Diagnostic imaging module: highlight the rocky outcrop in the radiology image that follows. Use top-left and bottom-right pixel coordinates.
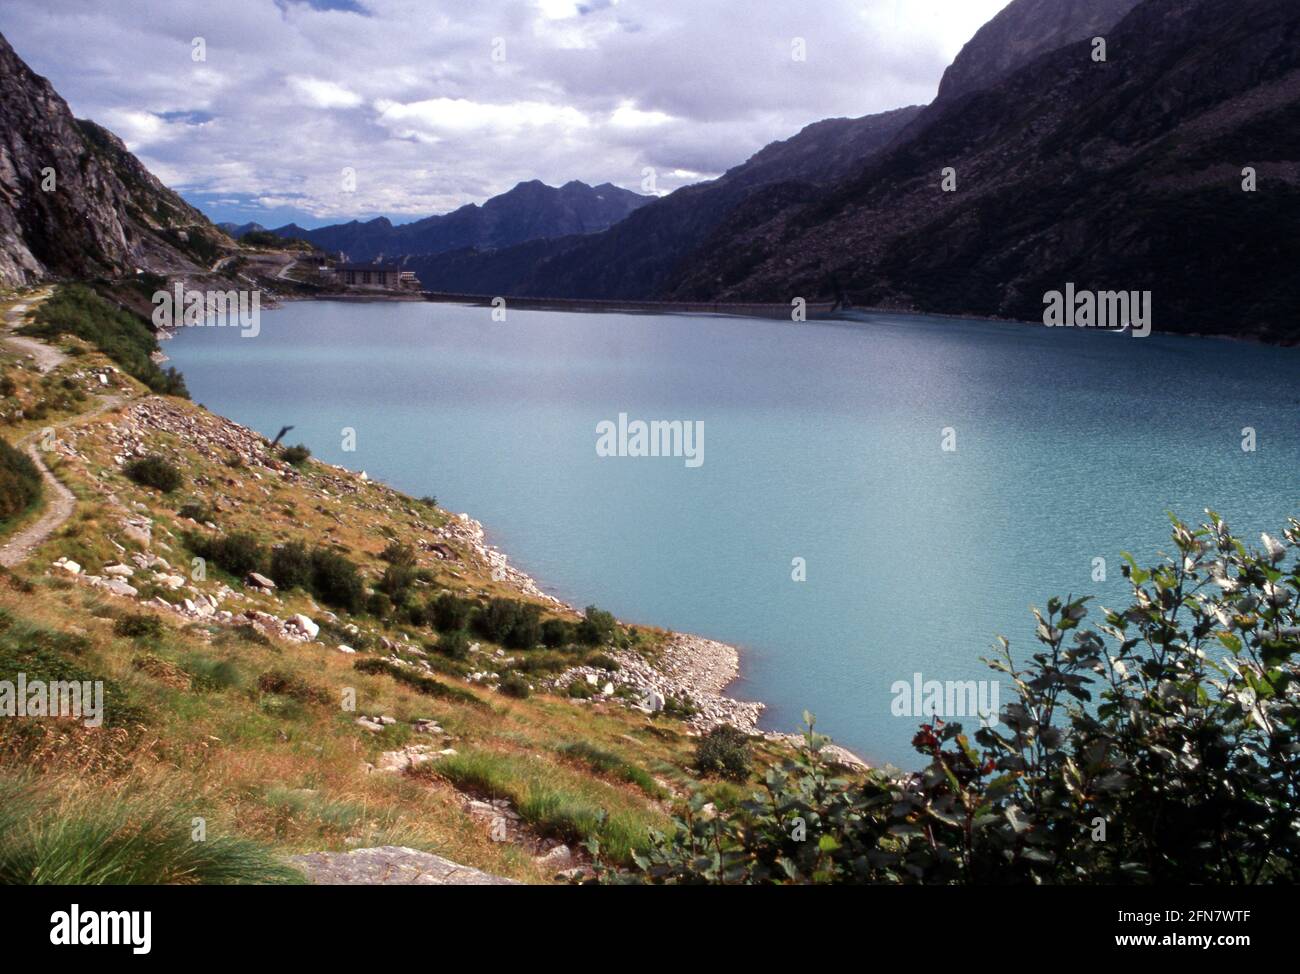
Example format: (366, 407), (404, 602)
(934, 0), (1141, 103)
(0, 32), (231, 287)
(289, 846), (518, 885)
(546, 633), (765, 732)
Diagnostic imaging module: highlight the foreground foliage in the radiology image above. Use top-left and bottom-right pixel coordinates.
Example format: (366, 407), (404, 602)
(0, 436), (41, 525)
(598, 514), (1300, 884)
(0, 774), (302, 885)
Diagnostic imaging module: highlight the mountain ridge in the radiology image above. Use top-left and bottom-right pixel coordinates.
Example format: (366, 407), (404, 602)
(271, 179), (652, 261)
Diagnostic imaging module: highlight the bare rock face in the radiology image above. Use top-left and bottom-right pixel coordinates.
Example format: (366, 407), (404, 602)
(289, 847), (518, 885)
(0, 32), (229, 287)
(935, 0), (1142, 103)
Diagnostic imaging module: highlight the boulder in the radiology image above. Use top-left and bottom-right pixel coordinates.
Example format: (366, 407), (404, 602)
(246, 572), (276, 591)
(288, 614), (319, 639)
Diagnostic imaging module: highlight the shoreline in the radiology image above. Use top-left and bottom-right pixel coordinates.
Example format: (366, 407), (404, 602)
(270, 289), (1295, 347)
(97, 383), (790, 754)
(434, 509), (774, 738)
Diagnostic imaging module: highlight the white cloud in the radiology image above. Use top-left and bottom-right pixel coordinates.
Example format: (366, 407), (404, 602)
(288, 76), (364, 109)
(0, 0), (1011, 225)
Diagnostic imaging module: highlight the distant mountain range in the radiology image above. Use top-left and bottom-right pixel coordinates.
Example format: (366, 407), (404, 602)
(407, 0), (1300, 342)
(3, 0), (1299, 341)
(405, 0), (1146, 302)
(254, 180), (652, 261)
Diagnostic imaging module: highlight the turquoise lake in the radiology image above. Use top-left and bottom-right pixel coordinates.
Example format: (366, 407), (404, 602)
(166, 300), (1300, 767)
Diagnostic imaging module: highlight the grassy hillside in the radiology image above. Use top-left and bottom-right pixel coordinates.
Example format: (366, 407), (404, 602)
(0, 285), (800, 883)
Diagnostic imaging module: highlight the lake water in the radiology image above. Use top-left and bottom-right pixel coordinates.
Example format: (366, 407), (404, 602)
(167, 300), (1300, 767)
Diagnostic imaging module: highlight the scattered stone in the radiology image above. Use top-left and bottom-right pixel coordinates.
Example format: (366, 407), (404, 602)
(246, 571), (276, 591)
(287, 614), (319, 639)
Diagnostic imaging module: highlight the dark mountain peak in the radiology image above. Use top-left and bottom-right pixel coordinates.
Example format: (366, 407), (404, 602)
(284, 178), (652, 260)
(936, 0), (1142, 102)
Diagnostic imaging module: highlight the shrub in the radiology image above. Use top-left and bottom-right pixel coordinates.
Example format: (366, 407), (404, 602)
(113, 613), (164, 639)
(695, 725), (753, 781)
(473, 598), (541, 649)
(124, 455), (182, 493)
(377, 563), (416, 600)
(602, 513), (1300, 885)
(0, 437), (41, 524)
(540, 618), (573, 648)
(181, 654), (244, 693)
(177, 501), (214, 523)
(280, 444), (311, 466)
(202, 532), (267, 578)
(269, 541), (312, 590)
(365, 592), (392, 618)
(498, 672), (532, 699)
(380, 541), (416, 566)
(575, 605), (618, 646)
(567, 679), (595, 699)
(436, 629), (471, 660)
(256, 670), (330, 705)
(309, 547), (365, 613)
(430, 593), (474, 633)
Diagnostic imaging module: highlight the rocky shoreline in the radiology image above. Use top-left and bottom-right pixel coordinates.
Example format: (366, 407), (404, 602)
(58, 394), (776, 741)
(436, 510), (767, 733)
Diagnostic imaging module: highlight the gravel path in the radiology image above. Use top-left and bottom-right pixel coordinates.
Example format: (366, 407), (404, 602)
(3, 289), (62, 372)
(0, 395), (124, 568)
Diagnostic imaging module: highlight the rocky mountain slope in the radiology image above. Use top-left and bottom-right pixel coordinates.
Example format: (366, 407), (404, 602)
(406, 0), (1146, 306)
(665, 0), (1300, 341)
(933, 0), (1141, 103)
(271, 179), (651, 262)
(0, 33), (230, 288)
(408, 105), (922, 297)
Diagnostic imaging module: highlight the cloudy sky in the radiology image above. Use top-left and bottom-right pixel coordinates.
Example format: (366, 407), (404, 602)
(0, 0), (1009, 228)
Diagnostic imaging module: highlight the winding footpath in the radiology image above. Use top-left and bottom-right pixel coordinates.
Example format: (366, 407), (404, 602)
(0, 291), (123, 568)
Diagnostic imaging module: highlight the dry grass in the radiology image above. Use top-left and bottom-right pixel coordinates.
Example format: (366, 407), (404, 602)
(0, 368), (760, 882)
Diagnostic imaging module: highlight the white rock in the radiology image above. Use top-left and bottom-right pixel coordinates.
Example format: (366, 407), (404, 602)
(288, 614), (320, 639)
(53, 558), (81, 575)
(102, 578), (138, 598)
(338, 644), (356, 654)
(103, 564), (135, 578)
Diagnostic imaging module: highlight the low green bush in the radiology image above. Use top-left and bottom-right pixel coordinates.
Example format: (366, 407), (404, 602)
(0, 437), (41, 525)
(124, 455), (183, 493)
(695, 725), (753, 781)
